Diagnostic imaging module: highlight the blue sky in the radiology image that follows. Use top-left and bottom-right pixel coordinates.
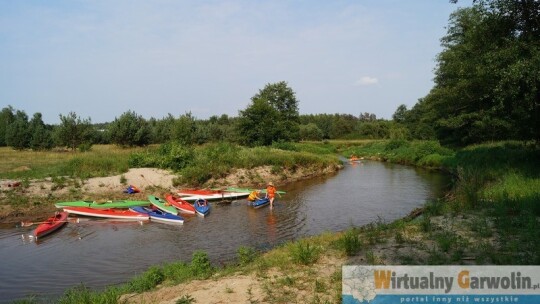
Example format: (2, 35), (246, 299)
(0, 0), (471, 124)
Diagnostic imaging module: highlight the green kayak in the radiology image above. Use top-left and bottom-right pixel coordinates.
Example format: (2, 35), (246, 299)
(223, 187), (286, 195)
(148, 195), (178, 215)
(55, 200), (150, 209)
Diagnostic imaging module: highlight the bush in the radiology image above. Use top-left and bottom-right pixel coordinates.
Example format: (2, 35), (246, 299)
(128, 266), (164, 293)
(338, 229), (362, 256)
(237, 246), (258, 266)
(417, 153), (446, 167)
(190, 251), (213, 278)
(290, 241), (320, 265)
(162, 261), (192, 284)
(384, 139), (408, 151)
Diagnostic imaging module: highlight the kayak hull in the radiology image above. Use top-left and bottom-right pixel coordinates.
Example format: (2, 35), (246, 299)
(165, 194), (196, 214)
(63, 207), (149, 220)
(177, 192), (248, 202)
(224, 187), (286, 195)
(249, 197), (270, 209)
(130, 206), (184, 224)
(148, 195), (178, 215)
(55, 200), (150, 209)
(34, 212), (69, 238)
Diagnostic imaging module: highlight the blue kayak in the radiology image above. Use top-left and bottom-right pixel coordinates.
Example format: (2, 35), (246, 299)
(130, 206), (184, 224)
(249, 197), (270, 209)
(193, 198), (210, 217)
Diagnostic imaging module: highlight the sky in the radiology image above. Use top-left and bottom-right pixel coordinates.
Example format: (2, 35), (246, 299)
(0, 0), (472, 124)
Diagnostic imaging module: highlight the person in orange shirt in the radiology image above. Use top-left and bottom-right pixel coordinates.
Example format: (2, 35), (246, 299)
(266, 181), (277, 209)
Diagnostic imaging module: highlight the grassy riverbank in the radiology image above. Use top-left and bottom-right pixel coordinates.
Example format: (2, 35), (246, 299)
(10, 140), (540, 303)
(0, 142), (341, 221)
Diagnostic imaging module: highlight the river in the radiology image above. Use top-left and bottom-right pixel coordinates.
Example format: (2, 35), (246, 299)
(0, 160), (449, 303)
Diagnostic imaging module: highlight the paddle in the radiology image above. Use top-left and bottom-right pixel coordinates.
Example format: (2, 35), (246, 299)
(20, 218), (80, 227)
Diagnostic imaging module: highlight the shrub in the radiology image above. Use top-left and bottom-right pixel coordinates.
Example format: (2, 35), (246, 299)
(384, 139), (408, 151)
(237, 246), (257, 266)
(190, 251), (213, 278)
(128, 266), (164, 293)
(338, 229), (362, 256)
(290, 241), (320, 265)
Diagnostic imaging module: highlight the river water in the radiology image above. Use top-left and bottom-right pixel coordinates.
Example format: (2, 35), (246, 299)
(0, 160), (449, 303)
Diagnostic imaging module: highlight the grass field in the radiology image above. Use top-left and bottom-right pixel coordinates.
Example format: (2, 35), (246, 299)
(0, 145), (147, 180)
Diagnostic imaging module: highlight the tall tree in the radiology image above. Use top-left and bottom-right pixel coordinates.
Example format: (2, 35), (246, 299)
(392, 104), (408, 123)
(418, 1), (540, 145)
(55, 112), (94, 151)
(109, 110), (151, 147)
(174, 112), (197, 145)
(0, 106), (15, 146)
(29, 112), (53, 150)
(237, 98), (279, 146)
(249, 81), (300, 143)
(5, 110), (30, 150)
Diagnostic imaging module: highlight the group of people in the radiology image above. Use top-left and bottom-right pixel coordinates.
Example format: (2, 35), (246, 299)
(248, 181), (278, 208)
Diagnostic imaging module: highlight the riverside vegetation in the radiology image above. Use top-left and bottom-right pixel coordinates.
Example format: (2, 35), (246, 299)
(0, 141), (341, 220)
(9, 139), (539, 303)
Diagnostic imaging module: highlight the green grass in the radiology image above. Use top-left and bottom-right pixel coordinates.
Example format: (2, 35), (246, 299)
(341, 139), (454, 168)
(55, 251), (216, 303)
(289, 240), (320, 265)
(335, 228), (362, 256)
(129, 141), (341, 186)
(0, 145), (143, 180)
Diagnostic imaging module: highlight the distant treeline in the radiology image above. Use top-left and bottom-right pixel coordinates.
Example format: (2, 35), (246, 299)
(0, 81), (407, 151)
(0, 106), (402, 151)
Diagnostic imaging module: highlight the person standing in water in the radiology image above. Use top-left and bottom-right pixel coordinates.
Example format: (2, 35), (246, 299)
(266, 181), (277, 209)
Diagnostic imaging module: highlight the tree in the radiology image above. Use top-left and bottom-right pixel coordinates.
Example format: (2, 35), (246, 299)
(0, 106), (15, 146)
(249, 81), (300, 143)
(299, 123), (323, 141)
(236, 98), (279, 146)
(55, 112), (94, 151)
(29, 112), (53, 150)
(392, 104), (408, 123)
(416, 1), (540, 145)
(174, 112), (197, 145)
(109, 110), (151, 147)
(5, 110), (30, 150)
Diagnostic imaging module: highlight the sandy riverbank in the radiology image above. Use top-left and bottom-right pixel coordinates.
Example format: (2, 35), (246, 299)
(0, 164), (341, 223)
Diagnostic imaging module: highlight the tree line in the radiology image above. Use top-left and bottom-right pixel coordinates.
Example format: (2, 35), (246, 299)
(0, 81), (403, 151)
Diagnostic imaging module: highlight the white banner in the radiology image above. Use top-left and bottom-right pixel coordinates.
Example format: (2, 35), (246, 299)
(343, 266), (540, 304)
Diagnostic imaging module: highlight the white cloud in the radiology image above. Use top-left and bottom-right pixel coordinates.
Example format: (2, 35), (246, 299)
(354, 76), (379, 86)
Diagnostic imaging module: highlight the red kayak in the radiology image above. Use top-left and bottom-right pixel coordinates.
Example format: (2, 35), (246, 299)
(33, 212), (69, 239)
(165, 194), (196, 214)
(63, 207), (149, 220)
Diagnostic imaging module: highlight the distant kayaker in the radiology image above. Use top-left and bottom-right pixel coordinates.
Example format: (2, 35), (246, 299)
(266, 182), (277, 209)
(248, 190), (261, 202)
